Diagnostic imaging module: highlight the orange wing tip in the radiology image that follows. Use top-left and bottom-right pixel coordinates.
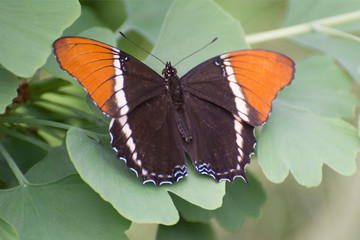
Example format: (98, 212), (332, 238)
(53, 37), (128, 117)
(221, 49), (295, 126)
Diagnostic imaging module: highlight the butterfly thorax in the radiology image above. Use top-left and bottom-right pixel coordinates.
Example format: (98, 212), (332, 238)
(162, 62), (184, 107)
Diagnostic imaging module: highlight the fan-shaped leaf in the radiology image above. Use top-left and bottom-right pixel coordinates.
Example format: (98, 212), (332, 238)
(0, 0), (80, 77)
(285, 0), (360, 83)
(257, 55), (360, 187)
(0, 175), (130, 240)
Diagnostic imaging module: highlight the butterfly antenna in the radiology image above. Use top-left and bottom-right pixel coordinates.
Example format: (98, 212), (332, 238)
(119, 31), (166, 65)
(173, 37), (218, 67)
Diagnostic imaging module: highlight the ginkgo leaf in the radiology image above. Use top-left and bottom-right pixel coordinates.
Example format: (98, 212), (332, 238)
(0, 0), (80, 77)
(66, 128), (225, 225)
(147, 0), (248, 76)
(284, 0), (360, 83)
(157, 218), (215, 240)
(257, 55), (360, 187)
(0, 217), (18, 240)
(171, 174), (266, 232)
(25, 146), (76, 184)
(121, 0), (173, 42)
(0, 175), (130, 240)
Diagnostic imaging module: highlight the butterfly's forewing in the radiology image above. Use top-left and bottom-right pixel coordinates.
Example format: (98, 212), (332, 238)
(182, 50), (295, 126)
(54, 37), (187, 185)
(182, 50), (294, 181)
(53, 37), (164, 118)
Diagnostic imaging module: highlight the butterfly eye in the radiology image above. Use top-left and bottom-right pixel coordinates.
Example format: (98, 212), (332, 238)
(162, 69), (166, 76)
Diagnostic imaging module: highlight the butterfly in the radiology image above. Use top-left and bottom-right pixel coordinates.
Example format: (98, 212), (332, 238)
(53, 36), (295, 185)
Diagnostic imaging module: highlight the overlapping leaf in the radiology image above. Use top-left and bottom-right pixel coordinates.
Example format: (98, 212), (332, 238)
(147, 0), (248, 76)
(0, 217), (18, 240)
(121, 0), (173, 42)
(215, 0), (288, 34)
(0, 0), (80, 77)
(284, 0), (360, 83)
(0, 175), (130, 240)
(157, 218), (215, 240)
(25, 146), (76, 184)
(66, 128), (225, 225)
(172, 174), (266, 232)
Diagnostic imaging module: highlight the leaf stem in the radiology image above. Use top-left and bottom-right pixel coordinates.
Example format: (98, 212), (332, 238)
(246, 10), (360, 44)
(0, 117), (71, 130)
(313, 24), (360, 42)
(0, 143), (30, 186)
(36, 99), (95, 122)
(0, 124), (51, 151)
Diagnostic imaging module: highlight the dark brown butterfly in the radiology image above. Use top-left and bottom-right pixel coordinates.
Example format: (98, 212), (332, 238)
(53, 37), (294, 185)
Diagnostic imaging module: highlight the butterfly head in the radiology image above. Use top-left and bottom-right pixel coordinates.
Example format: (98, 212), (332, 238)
(162, 62), (178, 80)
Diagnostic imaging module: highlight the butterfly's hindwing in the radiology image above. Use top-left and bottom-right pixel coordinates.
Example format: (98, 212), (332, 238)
(110, 95), (188, 185)
(184, 94), (255, 182)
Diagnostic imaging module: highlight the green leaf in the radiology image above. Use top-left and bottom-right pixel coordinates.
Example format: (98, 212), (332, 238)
(0, 156), (16, 189)
(121, 0), (173, 42)
(284, 0), (360, 83)
(29, 78), (71, 101)
(83, 0), (126, 31)
(147, 0), (248, 77)
(0, 217), (19, 240)
(66, 127), (179, 224)
(0, 0), (80, 77)
(0, 175), (130, 240)
(215, 0), (288, 34)
(63, 6), (104, 36)
(25, 146), (77, 184)
(279, 54), (358, 119)
(1, 137), (47, 177)
(156, 218), (215, 240)
(166, 162), (226, 211)
(172, 174), (266, 232)
(289, 34), (360, 84)
(257, 55), (360, 187)
(79, 27), (117, 46)
(0, 67), (18, 114)
(214, 174), (266, 231)
(285, 0), (360, 27)
(66, 127), (224, 225)
(116, 30), (155, 62)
